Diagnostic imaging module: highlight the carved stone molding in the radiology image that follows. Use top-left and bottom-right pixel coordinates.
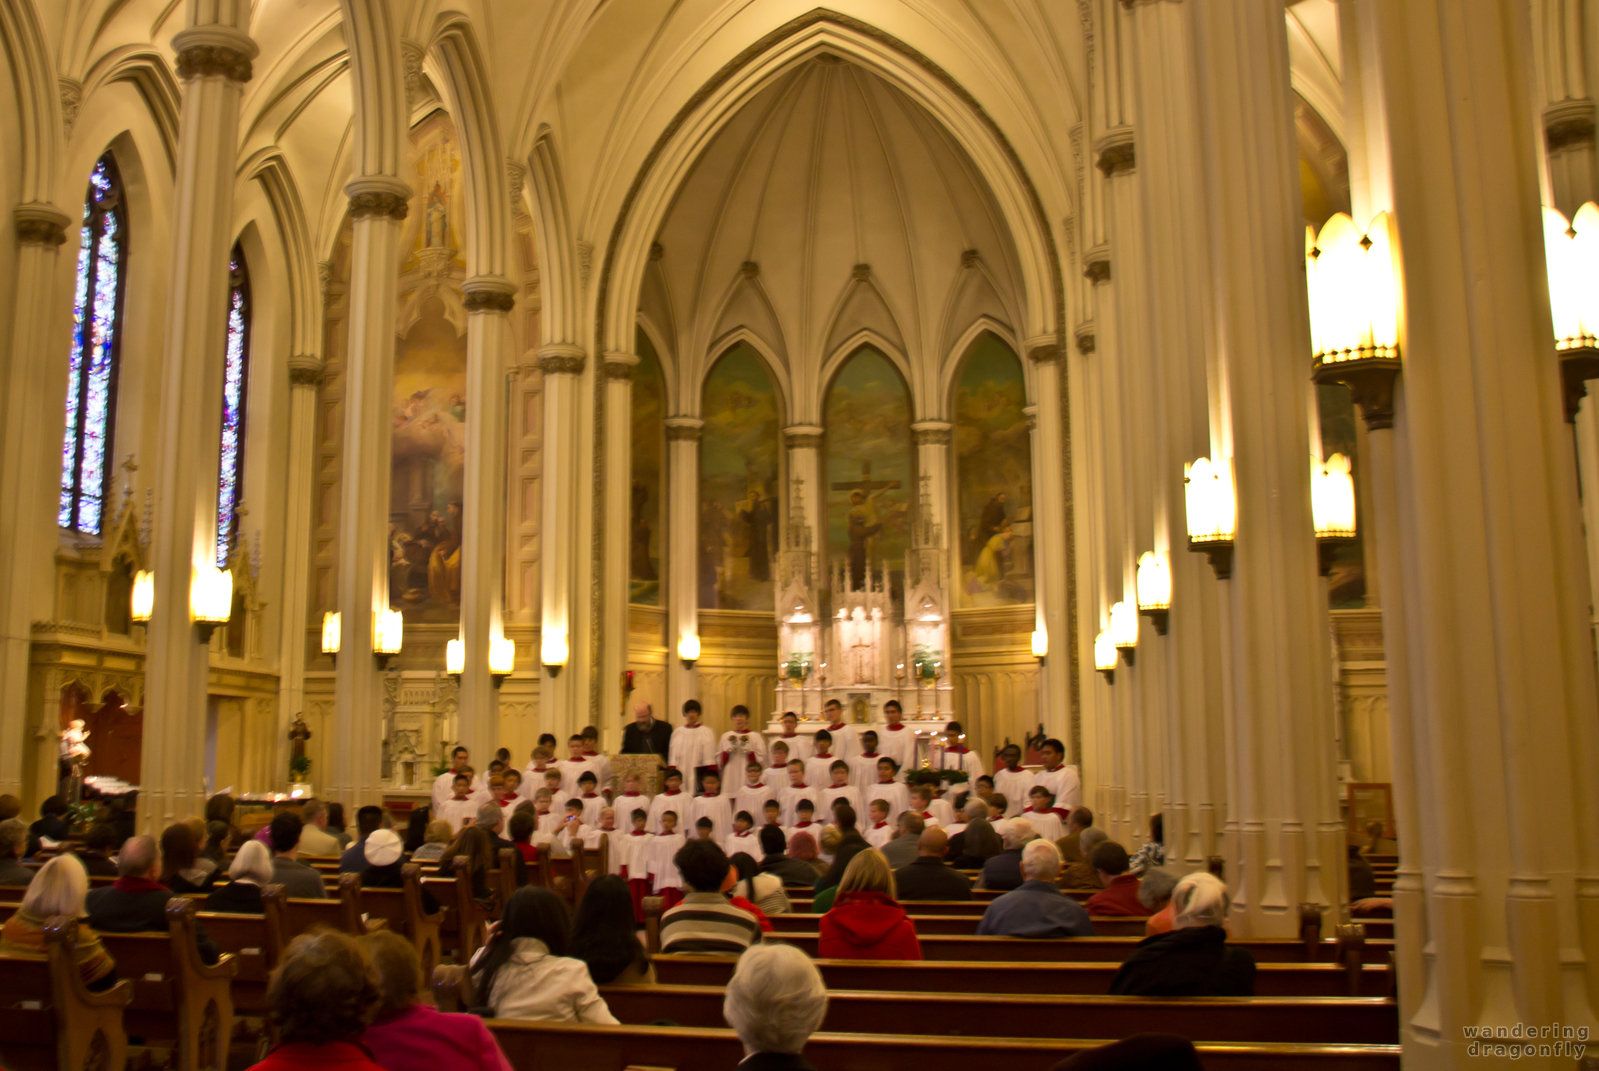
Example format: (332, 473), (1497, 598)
(1095, 127), (1137, 176)
(961, 248), (982, 269)
(14, 203), (70, 247)
(1027, 343), (1063, 365)
(58, 78), (81, 140)
(740, 260), (760, 279)
(462, 276), (517, 313)
(173, 28), (256, 83)
(287, 354), (325, 386)
(401, 40), (426, 109)
(852, 263), (872, 281)
(649, 242), (664, 262)
(665, 417), (705, 442)
(1074, 322), (1097, 355)
(911, 420), (953, 447)
(1545, 97), (1596, 154)
(1083, 245), (1112, 284)
(603, 352), (640, 380)
(538, 353), (585, 376)
(345, 177), (412, 222)
(783, 424), (824, 448)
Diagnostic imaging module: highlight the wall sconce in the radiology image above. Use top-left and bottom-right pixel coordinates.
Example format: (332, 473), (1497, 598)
(1311, 453), (1357, 577)
(190, 564), (232, 643)
(1306, 212), (1402, 430)
(1135, 552), (1171, 634)
(1093, 629), (1117, 684)
(445, 637), (464, 680)
(1030, 628), (1048, 661)
(1184, 456), (1236, 580)
(373, 608), (403, 668)
(489, 636), (516, 687)
(677, 632), (701, 669)
(541, 630), (568, 677)
(321, 611), (341, 661)
(1109, 601), (1137, 666)
(130, 570), (154, 626)
(1541, 203), (1599, 421)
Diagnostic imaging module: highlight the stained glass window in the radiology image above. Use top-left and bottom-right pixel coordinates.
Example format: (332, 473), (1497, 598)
(58, 154), (127, 533)
(216, 247), (250, 567)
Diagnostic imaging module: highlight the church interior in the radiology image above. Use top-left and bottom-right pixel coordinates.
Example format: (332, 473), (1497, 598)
(0, 1), (1596, 1068)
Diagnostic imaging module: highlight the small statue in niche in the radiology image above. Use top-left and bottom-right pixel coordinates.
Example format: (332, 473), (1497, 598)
(289, 714), (312, 764)
(60, 719), (92, 765)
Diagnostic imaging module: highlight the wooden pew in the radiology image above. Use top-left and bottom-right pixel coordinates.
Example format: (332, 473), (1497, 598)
(765, 930), (1386, 967)
(479, 1020), (1401, 1070)
(0, 915), (134, 1071)
(94, 898), (237, 1071)
(281, 872), (369, 937)
(196, 885), (287, 1016)
(595, 984), (1400, 1045)
(355, 863), (444, 978)
(650, 954), (1392, 998)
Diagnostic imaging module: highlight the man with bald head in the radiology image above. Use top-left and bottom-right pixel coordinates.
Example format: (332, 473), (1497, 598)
(892, 826), (973, 901)
(621, 701), (673, 756)
(86, 835), (221, 963)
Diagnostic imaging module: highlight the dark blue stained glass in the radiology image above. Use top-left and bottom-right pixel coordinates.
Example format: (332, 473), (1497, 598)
(58, 155), (125, 534)
(215, 251), (249, 567)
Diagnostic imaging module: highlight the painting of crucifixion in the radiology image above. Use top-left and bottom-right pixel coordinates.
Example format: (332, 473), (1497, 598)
(824, 347), (912, 593)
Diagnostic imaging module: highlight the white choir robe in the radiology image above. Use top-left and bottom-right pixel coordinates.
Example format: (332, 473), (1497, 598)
(770, 732), (813, 761)
(557, 757), (602, 797)
(779, 783), (822, 827)
(913, 809), (943, 829)
(761, 763), (793, 790)
(1019, 808), (1066, 842)
(728, 782), (777, 825)
(875, 724), (919, 776)
(804, 753), (848, 790)
(557, 822), (607, 856)
(645, 790), (692, 834)
(611, 791), (654, 828)
(817, 722), (860, 762)
(604, 829), (634, 875)
(432, 771), (488, 812)
(820, 784), (863, 822)
(521, 762), (557, 788)
(924, 797), (956, 827)
(644, 832), (687, 892)
(722, 829), (763, 860)
(667, 724), (719, 777)
(785, 820), (826, 848)
(934, 747), (986, 802)
(533, 812), (563, 849)
(865, 780), (911, 823)
(583, 752), (613, 792)
(994, 767), (1034, 817)
(864, 821), (895, 848)
(573, 792), (607, 826)
(687, 793), (734, 842)
(496, 796), (526, 825)
(717, 730), (769, 779)
(614, 829), (652, 877)
(1032, 764), (1083, 812)
(944, 821), (968, 839)
(850, 753), (888, 797)
(435, 796), (478, 833)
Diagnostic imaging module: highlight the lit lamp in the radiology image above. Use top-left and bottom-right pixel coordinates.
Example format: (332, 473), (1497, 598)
(1184, 456), (1237, 579)
(320, 611), (341, 661)
(1030, 627), (1048, 661)
(373, 608), (403, 668)
(1311, 453), (1357, 577)
(541, 629), (568, 677)
(489, 636), (515, 687)
(1541, 203), (1599, 421)
(1093, 629), (1117, 684)
(130, 569), (154, 626)
(190, 564), (232, 643)
(445, 637), (464, 680)
(1109, 600), (1138, 666)
(1306, 212), (1402, 430)
(1135, 551), (1171, 634)
(677, 632), (701, 668)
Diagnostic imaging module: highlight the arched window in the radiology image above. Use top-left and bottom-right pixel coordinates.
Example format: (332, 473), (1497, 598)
(216, 246), (250, 566)
(58, 154), (127, 534)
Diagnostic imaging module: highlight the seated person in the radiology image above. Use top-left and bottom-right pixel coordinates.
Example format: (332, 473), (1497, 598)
(892, 827), (973, 901)
(86, 835), (221, 963)
(160, 821), (218, 893)
(757, 824), (820, 888)
(1109, 873), (1256, 996)
(411, 818), (453, 863)
(1061, 827), (1108, 889)
(976, 840), (1093, 937)
(1056, 806), (1095, 864)
(205, 840), (274, 914)
(1128, 813), (1166, 874)
(723, 944), (828, 1069)
(1139, 868), (1179, 935)
(268, 812), (333, 899)
(360, 829), (440, 913)
(729, 851), (791, 917)
(950, 815), (1003, 869)
(978, 821), (1034, 891)
(296, 800), (343, 858)
(0, 854), (116, 990)
(248, 930), (387, 1071)
(469, 886), (618, 1023)
(570, 874), (654, 985)
(818, 848), (921, 960)
(26, 796), (70, 856)
(0, 816), (31, 887)
(659, 839), (763, 954)
(361, 930), (513, 1071)
(74, 822), (122, 878)
(1083, 841), (1144, 916)
(340, 806), (388, 873)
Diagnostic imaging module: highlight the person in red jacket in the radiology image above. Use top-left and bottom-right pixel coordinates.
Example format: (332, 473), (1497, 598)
(248, 929), (387, 1071)
(818, 847), (922, 960)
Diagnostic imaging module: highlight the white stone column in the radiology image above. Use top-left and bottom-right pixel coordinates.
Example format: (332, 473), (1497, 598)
(328, 177), (410, 810)
(1190, 0), (1343, 934)
(0, 203), (71, 800)
(601, 350), (639, 750)
(1360, 0), (1599, 1057)
(457, 277), (516, 762)
(1019, 353), (1072, 752)
(273, 354), (323, 788)
(140, 17), (256, 831)
(665, 417), (703, 713)
(537, 346), (585, 740)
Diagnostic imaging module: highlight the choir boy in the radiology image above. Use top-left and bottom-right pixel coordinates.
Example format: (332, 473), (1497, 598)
(667, 699), (719, 788)
(820, 760), (863, 818)
(986, 794), (1010, 824)
(645, 811), (687, 906)
(1030, 738), (1082, 812)
(646, 767), (690, 833)
(779, 759), (819, 826)
(994, 745), (1032, 817)
(850, 730), (885, 795)
(818, 698), (858, 761)
(763, 741), (793, 788)
(804, 730), (843, 788)
(574, 771), (606, 824)
(1020, 786), (1066, 842)
(723, 810), (761, 858)
(580, 725), (613, 794)
(760, 800), (784, 835)
(539, 768), (570, 814)
(934, 721), (985, 800)
(865, 757), (911, 822)
(864, 799), (894, 848)
(908, 783), (949, 828)
(875, 700), (917, 774)
(772, 710), (813, 761)
(496, 769), (526, 822)
(717, 705), (769, 778)
(436, 773), (478, 832)
(613, 772), (652, 823)
(730, 760), (772, 821)
(688, 769), (734, 842)
(787, 799), (823, 845)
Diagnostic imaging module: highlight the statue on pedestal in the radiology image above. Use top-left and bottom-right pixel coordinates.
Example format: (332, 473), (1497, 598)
(59, 719), (91, 804)
(288, 713), (312, 783)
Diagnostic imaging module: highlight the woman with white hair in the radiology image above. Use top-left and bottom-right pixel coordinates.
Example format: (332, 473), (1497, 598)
(722, 943), (828, 1070)
(204, 839), (274, 914)
(1109, 872), (1256, 996)
(0, 854), (117, 989)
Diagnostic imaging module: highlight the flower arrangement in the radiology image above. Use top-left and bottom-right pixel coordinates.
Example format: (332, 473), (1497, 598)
(289, 754), (311, 782)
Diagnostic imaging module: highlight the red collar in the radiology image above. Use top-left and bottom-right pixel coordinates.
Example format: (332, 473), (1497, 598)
(872, 821), (887, 829)
(662, 789), (682, 796)
(876, 780), (896, 785)
(114, 876), (168, 894)
(621, 791), (641, 796)
(794, 821), (814, 827)
(581, 792), (598, 798)
(886, 723), (905, 731)
(497, 794), (518, 805)
(790, 783), (807, 789)
(860, 751), (879, 758)
(700, 793), (720, 798)
(1047, 764), (1065, 772)
(629, 830), (648, 836)
(781, 731), (799, 738)
(826, 722), (846, 731)
(814, 751), (832, 758)
(946, 744), (970, 754)
(584, 748), (599, 756)
(920, 811), (933, 819)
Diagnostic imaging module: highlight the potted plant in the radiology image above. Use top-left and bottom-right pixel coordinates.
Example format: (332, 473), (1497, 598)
(289, 754), (311, 783)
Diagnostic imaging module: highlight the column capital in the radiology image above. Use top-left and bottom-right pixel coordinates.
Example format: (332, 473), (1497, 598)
(665, 416), (705, 442)
(1544, 97), (1596, 153)
(462, 275), (517, 313)
(1095, 126), (1136, 176)
(13, 203), (70, 246)
(172, 26), (257, 83)
(537, 343), (586, 376)
(783, 423), (824, 448)
(1022, 404), (1039, 431)
(1027, 342), (1063, 365)
(1074, 321), (1097, 355)
(1083, 244), (1112, 284)
(287, 354), (325, 386)
(603, 352), (640, 379)
(345, 176), (412, 221)
(910, 420), (953, 447)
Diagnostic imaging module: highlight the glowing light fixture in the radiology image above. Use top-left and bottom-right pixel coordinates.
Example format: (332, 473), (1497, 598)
(373, 608), (403, 667)
(541, 629), (568, 677)
(320, 611), (341, 659)
(130, 570), (154, 625)
(1306, 212), (1403, 429)
(1541, 203), (1599, 421)
(1109, 601), (1138, 666)
(445, 637), (464, 678)
(489, 636), (516, 686)
(1311, 453), (1357, 577)
(1030, 628), (1048, 660)
(1093, 629), (1117, 684)
(1184, 456), (1237, 580)
(677, 632), (701, 668)
(190, 564), (232, 642)
(1135, 551), (1172, 634)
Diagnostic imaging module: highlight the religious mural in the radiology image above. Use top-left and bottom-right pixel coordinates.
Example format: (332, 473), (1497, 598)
(699, 343), (780, 610)
(824, 347), (912, 592)
(630, 329), (664, 605)
(389, 110), (468, 624)
(954, 333), (1035, 607)
(1317, 383), (1366, 608)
